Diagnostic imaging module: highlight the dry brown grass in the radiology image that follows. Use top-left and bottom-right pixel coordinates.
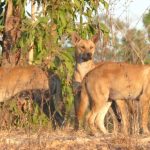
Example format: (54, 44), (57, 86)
(0, 127), (150, 150)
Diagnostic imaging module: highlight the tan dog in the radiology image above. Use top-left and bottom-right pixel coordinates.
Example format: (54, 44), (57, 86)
(72, 32), (99, 83)
(0, 65), (65, 127)
(72, 32), (122, 132)
(0, 66), (48, 101)
(77, 62), (150, 134)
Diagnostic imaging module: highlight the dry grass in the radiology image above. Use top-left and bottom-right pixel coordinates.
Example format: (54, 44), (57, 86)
(0, 127), (150, 150)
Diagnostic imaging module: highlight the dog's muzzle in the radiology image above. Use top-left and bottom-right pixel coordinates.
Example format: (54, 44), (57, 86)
(82, 52), (92, 61)
(79, 52), (92, 62)
(77, 52), (92, 63)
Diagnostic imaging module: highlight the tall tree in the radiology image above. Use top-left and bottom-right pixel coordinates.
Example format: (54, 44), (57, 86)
(2, 0), (23, 66)
(28, 0), (35, 64)
(0, 0), (109, 115)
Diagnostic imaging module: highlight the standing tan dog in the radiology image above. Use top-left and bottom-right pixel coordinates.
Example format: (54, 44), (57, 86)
(77, 62), (150, 134)
(72, 32), (123, 133)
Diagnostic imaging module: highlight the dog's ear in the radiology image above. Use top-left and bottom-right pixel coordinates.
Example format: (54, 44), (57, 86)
(71, 32), (81, 45)
(91, 32), (100, 44)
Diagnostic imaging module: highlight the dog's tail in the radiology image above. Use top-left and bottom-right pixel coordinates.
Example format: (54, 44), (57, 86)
(75, 77), (89, 129)
(47, 70), (65, 128)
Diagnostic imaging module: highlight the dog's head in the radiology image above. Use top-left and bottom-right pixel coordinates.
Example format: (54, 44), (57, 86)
(71, 32), (99, 63)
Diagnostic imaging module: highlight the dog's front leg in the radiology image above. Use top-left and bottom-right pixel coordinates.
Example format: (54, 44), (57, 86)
(73, 81), (82, 130)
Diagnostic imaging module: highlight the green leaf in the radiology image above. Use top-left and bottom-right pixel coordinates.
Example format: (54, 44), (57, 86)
(100, 22), (109, 33)
(60, 51), (74, 63)
(100, 0), (109, 9)
(0, 25), (4, 30)
(74, 0), (81, 10)
(58, 26), (64, 35)
(59, 10), (67, 27)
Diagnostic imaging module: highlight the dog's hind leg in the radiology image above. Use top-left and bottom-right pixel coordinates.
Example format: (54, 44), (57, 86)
(140, 94), (150, 134)
(86, 82), (111, 134)
(87, 110), (99, 133)
(95, 102), (112, 134)
(108, 106), (120, 134)
(87, 92), (111, 134)
(48, 72), (65, 128)
(116, 100), (129, 135)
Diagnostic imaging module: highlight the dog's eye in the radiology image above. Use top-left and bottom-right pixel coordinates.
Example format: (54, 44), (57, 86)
(81, 46), (85, 49)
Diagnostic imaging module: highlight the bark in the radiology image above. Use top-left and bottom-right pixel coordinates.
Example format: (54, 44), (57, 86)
(28, 0), (35, 65)
(2, 0), (22, 66)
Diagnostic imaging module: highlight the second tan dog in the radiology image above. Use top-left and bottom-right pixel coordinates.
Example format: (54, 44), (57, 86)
(77, 62), (150, 134)
(0, 66), (65, 128)
(72, 32), (124, 133)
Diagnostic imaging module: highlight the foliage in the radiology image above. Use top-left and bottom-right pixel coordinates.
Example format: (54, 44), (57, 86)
(143, 10), (150, 28)
(143, 9), (150, 40)
(93, 15), (150, 64)
(119, 29), (149, 63)
(0, 0), (109, 127)
(0, 99), (50, 129)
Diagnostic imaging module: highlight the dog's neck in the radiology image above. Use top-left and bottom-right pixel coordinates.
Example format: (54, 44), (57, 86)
(74, 59), (95, 83)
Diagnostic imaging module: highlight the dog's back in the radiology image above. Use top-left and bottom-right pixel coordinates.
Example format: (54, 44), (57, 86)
(0, 66), (49, 102)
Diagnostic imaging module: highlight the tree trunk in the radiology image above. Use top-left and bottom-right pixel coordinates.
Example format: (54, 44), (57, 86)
(28, 0), (35, 65)
(2, 0), (22, 66)
(2, 0), (13, 62)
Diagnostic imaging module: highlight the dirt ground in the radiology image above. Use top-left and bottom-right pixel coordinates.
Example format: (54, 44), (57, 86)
(0, 128), (150, 150)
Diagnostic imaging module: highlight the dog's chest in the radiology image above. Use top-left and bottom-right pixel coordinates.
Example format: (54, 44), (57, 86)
(77, 61), (93, 79)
